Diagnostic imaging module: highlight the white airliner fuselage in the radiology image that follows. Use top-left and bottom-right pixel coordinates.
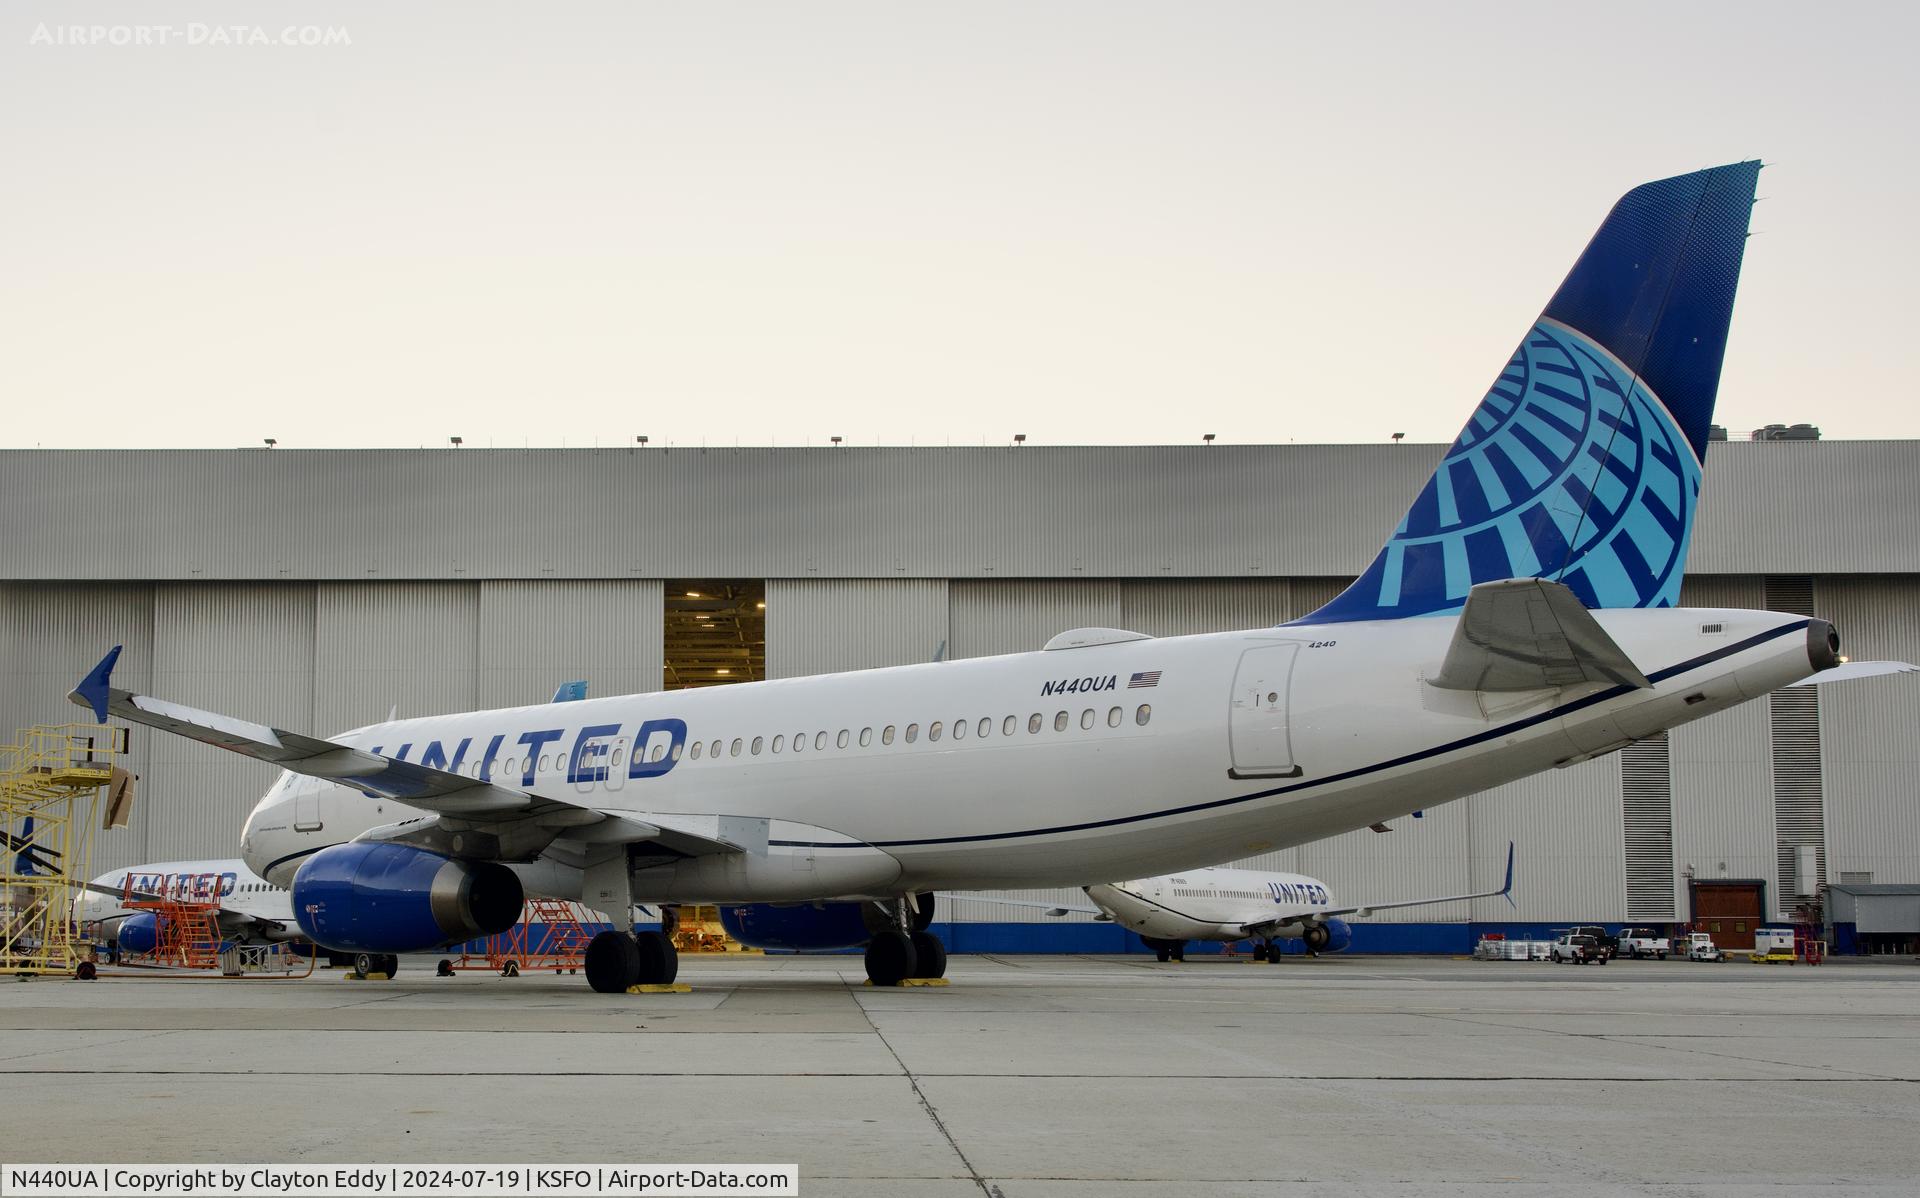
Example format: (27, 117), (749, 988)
(240, 610), (1822, 901)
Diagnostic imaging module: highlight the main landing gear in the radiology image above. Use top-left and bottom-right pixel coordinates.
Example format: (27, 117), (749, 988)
(1141, 935), (1187, 962)
(585, 927), (679, 993)
(863, 895), (947, 986)
(1249, 939), (1283, 963)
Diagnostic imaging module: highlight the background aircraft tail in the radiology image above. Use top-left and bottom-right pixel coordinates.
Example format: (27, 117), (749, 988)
(1303, 161), (1761, 624)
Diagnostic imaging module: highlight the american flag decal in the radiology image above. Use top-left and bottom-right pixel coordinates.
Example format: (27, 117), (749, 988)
(1128, 671), (1162, 688)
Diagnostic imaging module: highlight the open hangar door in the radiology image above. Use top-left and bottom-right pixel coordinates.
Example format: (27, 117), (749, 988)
(663, 581), (765, 689)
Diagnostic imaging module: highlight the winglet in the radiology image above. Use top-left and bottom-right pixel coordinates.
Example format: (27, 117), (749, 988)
(1500, 842), (1516, 909)
(70, 645), (123, 724)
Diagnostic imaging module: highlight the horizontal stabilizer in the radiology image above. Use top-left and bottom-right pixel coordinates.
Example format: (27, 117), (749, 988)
(1430, 579), (1650, 692)
(1788, 660), (1920, 686)
(1247, 843), (1517, 935)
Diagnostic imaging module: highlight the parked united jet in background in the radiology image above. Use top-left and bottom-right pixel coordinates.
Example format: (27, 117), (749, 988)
(956, 844), (1514, 961)
(72, 860), (302, 960)
(67, 161), (1909, 993)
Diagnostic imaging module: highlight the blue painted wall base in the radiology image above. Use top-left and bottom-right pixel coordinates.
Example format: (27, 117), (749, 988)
(457, 920), (1581, 957)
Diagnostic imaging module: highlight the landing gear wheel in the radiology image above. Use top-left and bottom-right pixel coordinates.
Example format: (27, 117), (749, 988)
(501, 960), (520, 978)
(908, 931), (947, 979)
(1170, 940), (1187, 962)
(354, 952), (374, 978)
(75, 961), (97, 981)
(381, 954), (399, 977)
(865, 930), (917, 986)
(1250, 943), (1268, 962)
(585, 930), (641, 993)
(1266, 941), (1283, 964)
(633, 930), (678, 986)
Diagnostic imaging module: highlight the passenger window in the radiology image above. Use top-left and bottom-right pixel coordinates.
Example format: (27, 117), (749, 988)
(906, 723), (919, 743)
(1002, 715), (1016, 736)
(691, 741), (703, 760)
(793, 733), (805, 753)
(953, 719), (967, 741)
(1029, 713), (1042, 734)
(1135, 704), (1151, 725)
(1054, 711), (1068, 732)
(611, 748), (625, 767)
(730, 738), (743, 757)
(751, 736), (763, 756)
(1108, 706), (1122, 727)
(670, 742), (683, 760)
(1080, 709), (1094, 730)
(979, 717), (992, 738)
(772, 734), (785, 754)
(651, 743), (665, 762)
(929, 721), (944, 742)
(710, 740), (722, 758)
(815, 731), (827, 751)
(882, 725), (895, 745)
(538, 754), (550, 772)
(837, 729), (850, 749)
(859, 727), (873, 747)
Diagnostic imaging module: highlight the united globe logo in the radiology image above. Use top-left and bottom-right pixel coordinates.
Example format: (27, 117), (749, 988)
(1366, 318), (1701, 616)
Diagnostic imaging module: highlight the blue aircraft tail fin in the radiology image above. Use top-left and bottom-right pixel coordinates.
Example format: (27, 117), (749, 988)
(1302, 162), (1761, 624)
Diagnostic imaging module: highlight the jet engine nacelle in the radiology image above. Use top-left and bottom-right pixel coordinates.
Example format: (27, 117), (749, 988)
(291, 842), (523, 953)
(117, 911), (157, 956)
(1302, 918), (1353, 954)
(720, 894), (933, 952)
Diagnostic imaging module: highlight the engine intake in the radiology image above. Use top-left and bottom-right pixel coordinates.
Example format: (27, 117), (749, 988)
(292, 842), (523, 953)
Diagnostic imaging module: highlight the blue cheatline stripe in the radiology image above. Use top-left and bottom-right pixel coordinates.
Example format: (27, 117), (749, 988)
(263, 844), (331, 876)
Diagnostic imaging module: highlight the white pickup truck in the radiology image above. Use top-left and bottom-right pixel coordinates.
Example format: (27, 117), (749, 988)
(1549, 934), (1607, 964)
(1617, 927), (1672, 959)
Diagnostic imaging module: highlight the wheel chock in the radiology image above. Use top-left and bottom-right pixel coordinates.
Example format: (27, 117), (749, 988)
(343, 972), (391, 982)
(862, 977), (951, 987)
(626, 983), (693, 994)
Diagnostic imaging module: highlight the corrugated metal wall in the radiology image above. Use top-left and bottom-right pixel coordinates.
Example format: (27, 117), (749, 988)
(476, 581), (665, 706)
(9, 443), (1915, 582)
(314, 584), (480, 734)
(1, 584), (156, 871)
(1467, 757), (1628, 922)
(149, 585), (315, 861)
(765, 580), (949, 679)
(1816, 577), (1920, 887)
(949, 581), (1123, 660)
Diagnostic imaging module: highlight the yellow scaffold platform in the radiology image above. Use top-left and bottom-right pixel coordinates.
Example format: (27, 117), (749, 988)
(2, 723), (131, 977)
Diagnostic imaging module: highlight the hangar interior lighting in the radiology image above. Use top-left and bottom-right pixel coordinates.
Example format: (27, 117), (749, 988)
(664, 580), (765, 689)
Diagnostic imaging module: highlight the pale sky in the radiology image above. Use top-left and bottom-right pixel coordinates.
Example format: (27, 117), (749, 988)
(4, 2), (1915, 449)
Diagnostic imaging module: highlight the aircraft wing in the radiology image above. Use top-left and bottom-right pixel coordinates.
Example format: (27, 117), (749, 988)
(1253, 842), (1517, 933)
(1430, 579), (1651, 692)
(67, 646), (742, 860)
(935, 892), (1108, 918)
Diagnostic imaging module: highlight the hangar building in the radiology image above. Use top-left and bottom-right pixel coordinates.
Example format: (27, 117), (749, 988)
(4, 442), (1916, 951)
